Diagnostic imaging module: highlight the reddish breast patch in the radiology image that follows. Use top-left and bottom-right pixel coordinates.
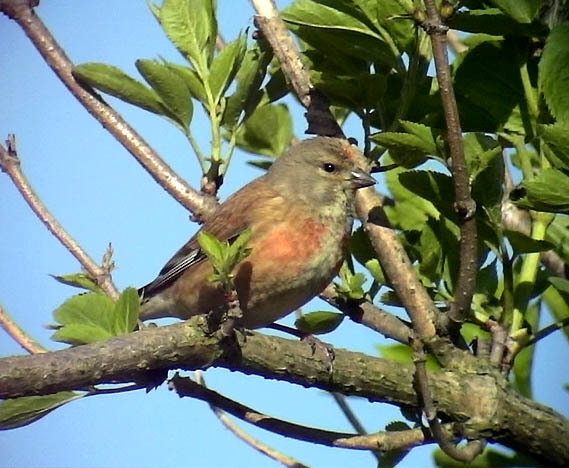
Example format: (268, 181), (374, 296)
(260, 218), (328, 265)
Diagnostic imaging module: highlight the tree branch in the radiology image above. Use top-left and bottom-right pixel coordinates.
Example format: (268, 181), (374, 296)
(0, 0), (218, 221)
(319, 285), (412, 345)
(422, 0), (478, 332)
(0, 135), (119, 299)
(194, 371), (310, 468)
(0, 305), (46, 354)
(0, 317), (567, 465)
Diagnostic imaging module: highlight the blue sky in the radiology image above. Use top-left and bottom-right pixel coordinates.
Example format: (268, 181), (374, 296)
(1, 1), (568, 467)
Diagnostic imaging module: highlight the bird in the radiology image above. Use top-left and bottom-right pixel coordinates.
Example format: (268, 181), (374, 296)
(138, 136), (376, 329)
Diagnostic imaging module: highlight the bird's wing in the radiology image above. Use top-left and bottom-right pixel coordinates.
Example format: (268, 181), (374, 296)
(140, 178), (273, 298)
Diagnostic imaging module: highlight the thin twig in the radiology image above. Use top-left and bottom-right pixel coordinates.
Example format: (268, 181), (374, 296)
(0, 0), (217, 222)
(413, 343), (486, 462)
(417, 2), (485, 461)
(422, 0), (478, 334)
(0, 305), (46, 354)
(0, 135), (119, 299)
(169, 373), (440, 451)
(331, 392), (382, 462)
(195, 372), (310, 468)
(525, 316), (569, 347)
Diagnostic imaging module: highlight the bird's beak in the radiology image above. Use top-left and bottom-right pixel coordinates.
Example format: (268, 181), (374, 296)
(351, 168), (376, 188)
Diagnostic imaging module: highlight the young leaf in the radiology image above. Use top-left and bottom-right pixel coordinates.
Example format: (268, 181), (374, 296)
(504, 230), (555, 254)
(512, 168), (569, 213)
(295, 311), (344, 335)
(0, 392), (83, 430)
(398, 170), (457, 222)
(52, 293), (115, 345)
(50, 273), (103, 293)
(226, 229), (252, 269)
(223, 42), (273, 128)
(234, 104), (293, 157)
(376, 344), (441, 371)
(336, 262), (367, 300)
(549, 276), (569, 294)
(73, 63), (166, 116)
(539, 24), (569, 123)
(165, 62), (207, 103)
(282, 0), (395, 66)
(112, 287), (140, 336)
(135, 59), (193, 128)
(538, 123), (569, 170)
(160, 0), (216, 74)
(208, 34), (247, 105)
(490, 0), (541, 24)
(453, 41), (525, 133)
(197, 231), (226, 273)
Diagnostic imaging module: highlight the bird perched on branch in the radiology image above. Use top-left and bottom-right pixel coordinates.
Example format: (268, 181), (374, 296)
(139, 136), (375, 329)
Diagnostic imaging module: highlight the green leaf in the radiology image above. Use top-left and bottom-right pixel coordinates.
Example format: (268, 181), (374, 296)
(384, 165), (438, 232)
(453, 41), (525, 133)
(538, 123), (569, 170)
(376, 344), (440, 371)
(336, 263), (367, 300)
(197, 231), (226, 272)
(223, 42), (273, 128)
(545, 214), (569, 265)
(235, 104), (293, 157)
(549, 276), (569, 294)
(283, 0), (395, 66)
(449, 8), (538, 36)
(489, 0), (541, 24)
(135, 59), (193, 128)
(417, 220), (443, 284)
(398, 170), (457, 222)
(539, 24), (569, 123)
(504, 230), (554, 254)
(160, 0), (216, 74)
(226, 229), (253, 270)
(543, 286), (569, 343)
(112, 288), (140, 335)
(208, 34), (247, 105)
(512, 168), (569, 213)
(295, 311), (344, 335)
(73, 63), (165, 116)
(50, 273), (103, 293)
(371, 122), (439, 168)
(350, 227), (387, 284)
(52, 293), (116, 345)
(0, 392), (83, 430)
(463, 133), (501, 178)
(165, 62), (207, 103)
(470, 135), (504, 211)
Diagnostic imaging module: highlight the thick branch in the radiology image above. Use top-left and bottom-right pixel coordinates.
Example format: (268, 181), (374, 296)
(0, 317), (567, 465)
(0, 0), (218, 221)
(422, 0), (478, 330)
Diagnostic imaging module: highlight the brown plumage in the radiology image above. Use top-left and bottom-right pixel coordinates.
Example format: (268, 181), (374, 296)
(139, 136), (375, 328)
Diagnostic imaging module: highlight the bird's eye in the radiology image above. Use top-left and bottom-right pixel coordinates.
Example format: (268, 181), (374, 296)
(323, 163), (336, 173)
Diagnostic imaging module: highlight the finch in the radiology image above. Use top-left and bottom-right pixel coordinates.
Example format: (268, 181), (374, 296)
(139, 136), (375, 329)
